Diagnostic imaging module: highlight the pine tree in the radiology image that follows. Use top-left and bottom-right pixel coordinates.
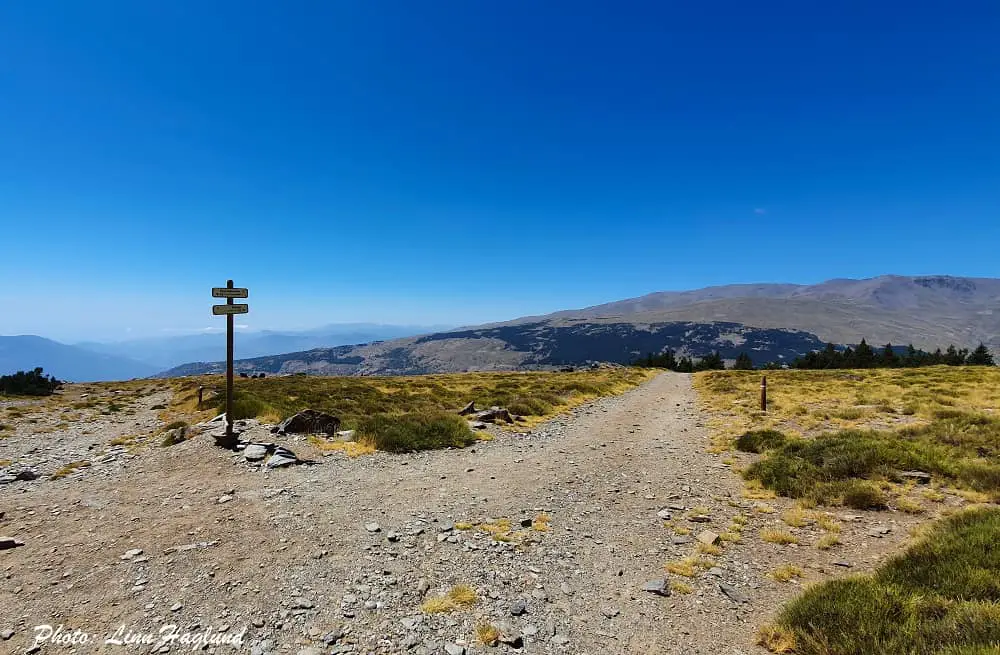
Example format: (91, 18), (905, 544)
(733, 352), (754, 370)
(881, 343), (899, 367)
(944, 345), (965, 366)
(854, 339), (876, 368)
(967, 343), (995, 366)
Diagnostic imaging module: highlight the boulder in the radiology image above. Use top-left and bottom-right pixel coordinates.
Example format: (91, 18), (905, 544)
(641, 579), (671, 597)
(272, 409), (341, 436)
(243, 444), (269, 461)
(266, 446), (298, 468)
(458, 401), (477, 416)
(0, 538), (25, 550)
(474, 406), (513, 424)
(697, 530), (721, 546)
(900, 470), (931, 484)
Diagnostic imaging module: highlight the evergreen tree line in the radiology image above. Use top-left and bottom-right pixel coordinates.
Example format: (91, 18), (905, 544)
(0, 367), (63, 396)
(791, 340), (995, 369)
(632, 349), (726, 372)
(632, 340), (996, 371)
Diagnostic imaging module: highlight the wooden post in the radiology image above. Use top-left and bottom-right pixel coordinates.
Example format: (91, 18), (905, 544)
(760, 375), (767, 412)
(225, 279), (235, 446)
(198, 386), (204, 405)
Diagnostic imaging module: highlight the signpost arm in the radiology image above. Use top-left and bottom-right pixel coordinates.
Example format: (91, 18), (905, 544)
(225, 279), (235, 447)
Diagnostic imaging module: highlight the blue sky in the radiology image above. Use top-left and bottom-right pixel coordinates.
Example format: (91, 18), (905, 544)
(2, 2), (998, 341)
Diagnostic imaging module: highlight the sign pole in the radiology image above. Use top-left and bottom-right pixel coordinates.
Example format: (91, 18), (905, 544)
(210, 281), (248, 449)
(226, 279), (235, 445)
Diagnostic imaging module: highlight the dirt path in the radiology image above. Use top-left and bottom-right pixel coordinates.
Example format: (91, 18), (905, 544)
(0, 373), (918, 654)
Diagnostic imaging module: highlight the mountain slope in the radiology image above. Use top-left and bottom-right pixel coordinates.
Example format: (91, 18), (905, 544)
(158, 321), (826, 377)
(539, 275), (1000, 351)
(0, 336), (157, 382)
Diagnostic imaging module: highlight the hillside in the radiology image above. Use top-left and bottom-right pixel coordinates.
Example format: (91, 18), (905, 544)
(159, 321), (825, 377)
(539, 275), (1000, 351)
(0, 335), (157, 382)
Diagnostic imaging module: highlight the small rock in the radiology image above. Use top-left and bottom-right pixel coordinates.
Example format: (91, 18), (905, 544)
(120, 548), (143, 560)
(365, 522), (382, 533)
(444, 643), (465, 655)
(297, 648), (322, 655)
(170, 603), (182, 612)
(641, 579), (671, 597)
(656, 509), (672, 520)
(266, 447), (298, 468)
(510, 599), (527, 616)
(551, 634), (570, 646)
(689, 515), (711, 523)
(697, 530), (721, 546)
(0, 629), (13, 640)
(497, 622), (523, 647)
(217, 494), (233, 504)
(601, 607), (620, 618)
(291, 597), (314, 610)
(719, 583), (749, 604)
(0, 538), (24, 550)
(900, 470), (931, 484)
(560, 582), (574, 596)
(387, 531), (400, 542)
(671, 535), (693, 545)
(833, 560), (853, 568)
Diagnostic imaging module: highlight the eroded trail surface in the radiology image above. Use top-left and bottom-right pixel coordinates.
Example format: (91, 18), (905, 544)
(1, 374), (879, 654)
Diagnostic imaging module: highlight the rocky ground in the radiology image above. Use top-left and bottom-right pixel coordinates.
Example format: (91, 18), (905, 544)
(1, 373), (942, 655)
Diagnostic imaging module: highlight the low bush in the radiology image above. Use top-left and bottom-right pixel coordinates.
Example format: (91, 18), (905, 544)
(742, 414), (1000, 504)
(762, 508), (1000, 654)
(357, 412), (475, 452)
(0, 368), (61, 396)
(736, 430), (788, 453)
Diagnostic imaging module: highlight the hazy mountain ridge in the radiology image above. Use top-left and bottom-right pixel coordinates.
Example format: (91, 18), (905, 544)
(0, 336), (157, 382)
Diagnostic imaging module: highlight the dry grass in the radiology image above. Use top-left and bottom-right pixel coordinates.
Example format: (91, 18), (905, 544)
(670, 581), (694, 594)
(50, 460), (91, 479)
(757, 624), (797, 653)
(420, 584), (478, 613)
(895, 496), (925, 514)
(770, 564), (805, 582)
(475, 622), (500, 646)
(781, 508), (812, 528)
(695, 366), (1000, 444)
(532, 513), (551, 532)
(696, 542), (723, 556)
(816, 534), (841, 550)
(665, 557), (699, 577)
(761, 529), (800, 545)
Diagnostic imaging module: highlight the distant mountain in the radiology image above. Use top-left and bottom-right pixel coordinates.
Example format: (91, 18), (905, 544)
(76, 323), (449, 369)
(158, 321), (826, 377)
(159, 275), (1000, 378)
(0, 335), (157, 382)
(531, 275), (1000, 352)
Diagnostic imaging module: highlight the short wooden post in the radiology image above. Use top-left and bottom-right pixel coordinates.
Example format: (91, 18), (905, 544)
(760, 376), (767, 412)
(198, 386), (204, 405)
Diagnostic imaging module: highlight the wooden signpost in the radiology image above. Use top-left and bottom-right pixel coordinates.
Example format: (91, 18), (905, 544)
(212, 280), (249, 448)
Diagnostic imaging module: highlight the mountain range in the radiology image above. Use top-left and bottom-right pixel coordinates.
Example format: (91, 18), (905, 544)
(0, 324), (446, 382)
(159, 275), (1000, 378)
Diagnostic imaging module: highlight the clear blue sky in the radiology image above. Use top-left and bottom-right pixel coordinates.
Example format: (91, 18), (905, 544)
(2, 2), (998, 341)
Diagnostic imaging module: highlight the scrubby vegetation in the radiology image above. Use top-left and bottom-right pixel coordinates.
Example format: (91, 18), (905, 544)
(632, 349), (725, 372)
(735, 412), (1000, 506)
(171, 368), (652, 453)
(0, 367), (62, 396)
(760, 507), (1000, 655)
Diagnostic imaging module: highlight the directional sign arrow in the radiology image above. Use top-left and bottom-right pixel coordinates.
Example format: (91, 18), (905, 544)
(212, 303), (249, 315)
(212, 287), (249, 298)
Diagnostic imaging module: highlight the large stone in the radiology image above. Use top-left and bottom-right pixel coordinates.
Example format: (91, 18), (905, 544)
(697, 530), (721, 546)
(243, 444), (269, 461)
(457, 401), (477, 416)
(272, 409), (342, 436)
(474, 406), (513, 424)
(900, 470), (932, 484)
(266, 446), (298, 468)
(335, 430), (357, 442)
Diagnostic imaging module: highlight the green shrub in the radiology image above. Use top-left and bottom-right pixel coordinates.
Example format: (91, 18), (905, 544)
(736, 430), (788, 453)
(838, 480), (888, 510)
(768, 508), (1000, 654)
(0, 367), (61, 396)
(358, 412), (476, 452)
(216, 393), (269, 420)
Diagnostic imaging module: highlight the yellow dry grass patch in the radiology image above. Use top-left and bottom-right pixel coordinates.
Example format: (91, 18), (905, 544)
(696, 542), (722, 556)
(665, 557), (699, 577)
(420, 584), (478, 613)
(694, 366), (1000, 447)
(307, 434), (377, 457)
(769, 564), (805, 582)
(532, 513), (551, 532)
(761, 529), (800, 545)
(475, 622), (500, 646)
(816, 534), (841, 550)
(757, 624), (797, 653)
(51, 460), (91, 479)
(670, 581), (694, 594)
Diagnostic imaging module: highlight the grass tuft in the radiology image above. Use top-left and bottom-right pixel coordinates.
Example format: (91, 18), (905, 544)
(761, 529), (800, 545)
(770, 564), (805, 582)
(769, 507), (1000, 655)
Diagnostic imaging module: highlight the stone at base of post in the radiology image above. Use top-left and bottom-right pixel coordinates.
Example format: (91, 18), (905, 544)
(213, 421), (240, 450)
